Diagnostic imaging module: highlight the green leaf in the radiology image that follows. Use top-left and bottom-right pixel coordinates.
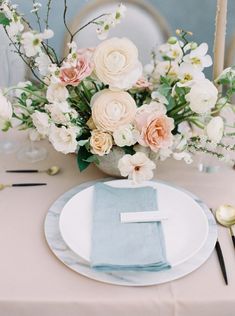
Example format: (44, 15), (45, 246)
(166, 96), (175, 111)
(0, 12), (10, 26)
(77, 146), (92, 172)
(77, 139), (89, 146)
(84, 155), (99, 164)
(123, 146), (135, 155)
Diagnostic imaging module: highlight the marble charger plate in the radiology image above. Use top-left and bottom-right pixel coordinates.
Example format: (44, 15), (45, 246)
(44, 178), (217, 287)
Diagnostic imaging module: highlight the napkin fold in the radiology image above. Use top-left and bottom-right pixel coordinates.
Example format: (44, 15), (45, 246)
(90, 183), (170, 271)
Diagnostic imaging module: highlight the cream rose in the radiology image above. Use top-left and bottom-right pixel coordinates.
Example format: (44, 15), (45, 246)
(91, 89), (137, 132)
(93, 37), (142, 90)
(90, 129), (113, 156)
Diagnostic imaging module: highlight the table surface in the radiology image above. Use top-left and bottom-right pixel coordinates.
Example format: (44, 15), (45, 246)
(0, 130), (235, 316)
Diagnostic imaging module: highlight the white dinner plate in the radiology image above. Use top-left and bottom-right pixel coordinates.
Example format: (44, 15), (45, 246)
(59, 180), (209, 267)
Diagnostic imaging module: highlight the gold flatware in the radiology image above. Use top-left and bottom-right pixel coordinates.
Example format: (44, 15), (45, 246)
(216, 205), (235, 249)
(6, 166), (61, 176)
(0, 183), (47, 190)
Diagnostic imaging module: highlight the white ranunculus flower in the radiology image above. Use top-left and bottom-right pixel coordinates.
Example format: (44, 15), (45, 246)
(0, 92), (13, 121)
(31, 111), (50, 136)
(118, 152), (156, 183)
(91, 89), (137, 132)
(183, 43), (212, 71)
(185, 79), (218, 114)
(113, 124), (139, 147)
(90, 129), (113, 156)
(46, 83), (69, 103)
(93, 37), (142, 90)
(206, 117), (224, 143)
(35, 53), (51, 76)
(49, 124), (79, 154)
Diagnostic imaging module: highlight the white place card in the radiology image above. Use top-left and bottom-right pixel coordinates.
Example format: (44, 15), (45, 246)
(120, 211), (168, 223)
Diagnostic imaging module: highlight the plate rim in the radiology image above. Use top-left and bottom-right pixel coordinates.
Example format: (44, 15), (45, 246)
(44, 178), (217, 286)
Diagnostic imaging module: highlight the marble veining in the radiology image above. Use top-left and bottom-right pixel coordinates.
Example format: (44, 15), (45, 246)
(44, 178), (217, 286)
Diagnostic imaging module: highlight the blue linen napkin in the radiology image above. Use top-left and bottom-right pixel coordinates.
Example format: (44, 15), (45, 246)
(90, 183), (171, 271)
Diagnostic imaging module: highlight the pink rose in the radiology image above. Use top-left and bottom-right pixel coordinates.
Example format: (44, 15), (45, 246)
(59, 51), (94, 86)
(134, 77), (152, 90)
(135, 102), (174, 152)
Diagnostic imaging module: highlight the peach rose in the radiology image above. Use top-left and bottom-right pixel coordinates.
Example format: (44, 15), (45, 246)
(59, 53), (93, 86)
(90, 129), (113, 156)
(91, 89), (137, 132)
(135, 102), (174, 152)
(93, 37), (142, 90)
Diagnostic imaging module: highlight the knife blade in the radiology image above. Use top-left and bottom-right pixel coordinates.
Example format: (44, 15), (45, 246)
(11, 183), (47, 187)
(210, 208), (228, 285)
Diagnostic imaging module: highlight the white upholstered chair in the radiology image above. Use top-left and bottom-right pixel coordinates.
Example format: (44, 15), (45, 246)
(63, 0), (171, 64)
(0, 28), (26, 87)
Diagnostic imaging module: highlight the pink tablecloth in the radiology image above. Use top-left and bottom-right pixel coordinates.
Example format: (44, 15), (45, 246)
(0, 131), (235, 316)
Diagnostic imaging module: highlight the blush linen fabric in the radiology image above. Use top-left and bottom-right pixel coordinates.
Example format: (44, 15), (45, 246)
(1, 130), (235, 316)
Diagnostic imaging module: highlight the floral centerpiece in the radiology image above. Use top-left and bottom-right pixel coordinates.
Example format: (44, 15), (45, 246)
(0, 0), (235, 183)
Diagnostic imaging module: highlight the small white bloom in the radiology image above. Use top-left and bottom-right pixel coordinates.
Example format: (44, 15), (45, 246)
(158, 41), (183, 62)
(158, 147), (172, 161)
(183, 43), (212, 70)
(45, 101), (71, 124)
(96, 3), (126, 40)
(216, 67), (235, 82)
(31, 111), (50, 136)
(118, 152), (156, 183)
(31, 2), (42, 13)
(46, 83), (69, 103)
(0, 91), (12, 121)
(155, 61), (179, 80)
(21, 32), (42, 57)
(0, 2), (14, 20)
(42, 29), (54, 40)
(151, 91), (169, 105)
(113, 124), (139, 147)
(185, 79), (218, 114)
(177, 63), (205, 86)
(6, 19), (24, 41)
(49, 124), (79, 154)
(15, 81), (32, 98)
(173, 152), (193, 164)
(35, 53), (51, 76)
(206, 117), (224, 143)
(21, 29), (53, 57)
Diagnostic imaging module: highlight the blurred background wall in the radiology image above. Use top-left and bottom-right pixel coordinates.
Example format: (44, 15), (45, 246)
(13, 0), (235, 73)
